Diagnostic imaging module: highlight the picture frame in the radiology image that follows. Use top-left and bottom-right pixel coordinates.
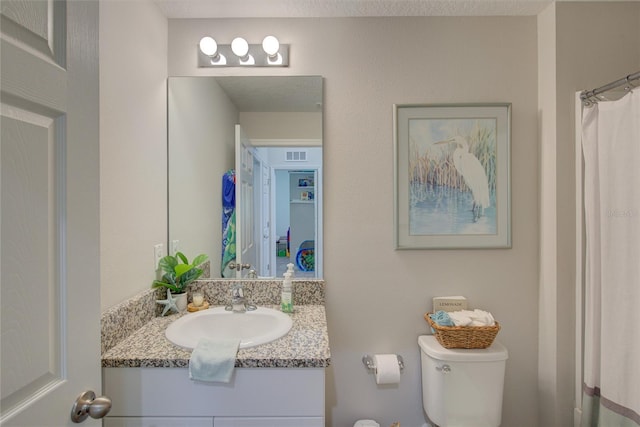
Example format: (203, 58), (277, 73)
(298, 177), (314, 187)
(393, 103), (511, 249)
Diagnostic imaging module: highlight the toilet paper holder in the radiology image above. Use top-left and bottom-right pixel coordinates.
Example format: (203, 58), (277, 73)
(362, 354), (404, 372)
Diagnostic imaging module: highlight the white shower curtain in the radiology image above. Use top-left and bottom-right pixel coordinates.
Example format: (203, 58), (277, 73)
(581, 89), (640, 427)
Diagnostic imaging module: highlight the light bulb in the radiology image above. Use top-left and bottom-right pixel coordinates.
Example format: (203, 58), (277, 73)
(262, 35), (280, 57)
(199, 36), (218, 57)
(231, 37), (249, 59)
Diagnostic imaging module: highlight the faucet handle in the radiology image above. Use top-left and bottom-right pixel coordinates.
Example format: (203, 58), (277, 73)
(231, 283), (244, 298)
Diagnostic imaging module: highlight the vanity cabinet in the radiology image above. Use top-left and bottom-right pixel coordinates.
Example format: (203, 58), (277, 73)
(214, 418), (323, 426)
(103, 367), (324, 426)
(104, 418), (212, 427)
(104, 417), (323, 426)
(101, 286), (329, 427)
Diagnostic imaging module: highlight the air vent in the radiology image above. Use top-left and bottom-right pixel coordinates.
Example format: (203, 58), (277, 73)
(285, 150), (308, 161)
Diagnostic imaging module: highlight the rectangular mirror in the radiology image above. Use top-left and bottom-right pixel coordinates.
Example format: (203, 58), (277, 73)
(168, 76), (323, 279)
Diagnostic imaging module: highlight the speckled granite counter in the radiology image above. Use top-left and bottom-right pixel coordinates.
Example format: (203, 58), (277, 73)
(101, 280), (330, 369)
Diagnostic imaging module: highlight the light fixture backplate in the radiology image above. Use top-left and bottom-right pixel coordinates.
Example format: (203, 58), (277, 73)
(198, 43), (289, 67)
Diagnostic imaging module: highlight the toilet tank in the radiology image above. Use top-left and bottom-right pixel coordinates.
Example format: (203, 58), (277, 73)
(418, 335), (508, 427)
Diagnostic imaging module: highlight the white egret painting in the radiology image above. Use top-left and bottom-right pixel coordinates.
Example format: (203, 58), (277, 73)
(409, 118), (497, 235)
(394, 104), (511, 249)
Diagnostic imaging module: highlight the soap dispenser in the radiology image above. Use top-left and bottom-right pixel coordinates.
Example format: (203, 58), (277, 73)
(281, 272), (293, 313)
(286, 262), (295, 277)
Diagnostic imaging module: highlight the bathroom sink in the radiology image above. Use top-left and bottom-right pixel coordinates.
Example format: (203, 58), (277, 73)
(165, 307), (293, 349)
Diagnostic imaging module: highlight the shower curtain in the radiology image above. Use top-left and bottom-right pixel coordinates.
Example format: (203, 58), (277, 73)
(221, 169), (236, 278)
(581, 89), (640, 426)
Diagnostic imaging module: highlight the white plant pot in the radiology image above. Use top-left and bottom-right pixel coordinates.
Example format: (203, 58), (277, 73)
(173, 292), (188, 312)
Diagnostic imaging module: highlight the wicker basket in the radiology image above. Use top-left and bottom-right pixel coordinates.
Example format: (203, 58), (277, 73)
(424, 313), (500, 349)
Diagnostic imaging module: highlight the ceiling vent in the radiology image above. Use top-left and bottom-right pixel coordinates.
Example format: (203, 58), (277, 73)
(285, 150), (307, 161)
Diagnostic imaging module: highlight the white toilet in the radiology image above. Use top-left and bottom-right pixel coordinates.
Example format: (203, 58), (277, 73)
(418, 335), (508, 427)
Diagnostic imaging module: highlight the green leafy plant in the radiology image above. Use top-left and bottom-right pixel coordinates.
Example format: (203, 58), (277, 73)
(152, 252), (208, 294)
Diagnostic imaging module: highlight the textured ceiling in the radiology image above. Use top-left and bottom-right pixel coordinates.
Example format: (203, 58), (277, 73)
(154, 0), (554, 18)
(214, 76), (323, 112)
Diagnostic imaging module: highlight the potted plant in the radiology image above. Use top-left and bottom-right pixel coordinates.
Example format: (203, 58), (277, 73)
(153, 252), (208, 312)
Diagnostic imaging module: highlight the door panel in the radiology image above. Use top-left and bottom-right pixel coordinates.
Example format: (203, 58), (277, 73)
(235, 125), (257, 277)
(260, 163), (270, 277)
(0, 0), (65, 66)
(1, 108), (64, 414)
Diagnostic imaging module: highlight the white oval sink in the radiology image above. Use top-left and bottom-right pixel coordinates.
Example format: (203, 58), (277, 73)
(165, 307), (293, 349)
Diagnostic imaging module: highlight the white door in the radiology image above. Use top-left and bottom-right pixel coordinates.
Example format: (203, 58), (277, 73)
(1, 1), (102, 426)
(260, 163), (271, 277)
(313, 169), (322, 278)
(234, 125), (257, 277)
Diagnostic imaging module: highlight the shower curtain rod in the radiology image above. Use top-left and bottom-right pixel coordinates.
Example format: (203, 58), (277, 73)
(580, 71), (640, 105)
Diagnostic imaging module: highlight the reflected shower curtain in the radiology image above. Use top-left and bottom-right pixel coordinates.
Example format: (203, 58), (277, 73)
(581, 90), (640, 426)
(221, 170), (236, 278)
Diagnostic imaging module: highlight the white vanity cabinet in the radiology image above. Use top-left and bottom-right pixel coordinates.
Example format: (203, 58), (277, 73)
(104, 418), (212, 427)
(103, 367), (325, 426)
(104, 417), (323, 427)
(101, 290), (329, 427)
(214, 418), (323, 426)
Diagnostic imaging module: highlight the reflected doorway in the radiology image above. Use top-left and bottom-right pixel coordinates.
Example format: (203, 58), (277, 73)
(273, 169), (318, 278)
(255, 146), (322, 279)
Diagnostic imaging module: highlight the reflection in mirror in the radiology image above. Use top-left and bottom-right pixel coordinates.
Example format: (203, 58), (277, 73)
(168, 76), (323, 279)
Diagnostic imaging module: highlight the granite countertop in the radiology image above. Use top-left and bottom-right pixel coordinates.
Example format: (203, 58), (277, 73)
(102, 305), (330, 368)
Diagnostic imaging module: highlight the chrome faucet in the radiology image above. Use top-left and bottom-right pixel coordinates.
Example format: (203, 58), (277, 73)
(225, 282), (256, 313)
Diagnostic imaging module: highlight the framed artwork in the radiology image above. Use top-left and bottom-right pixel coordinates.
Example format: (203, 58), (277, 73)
(298, 178), (314, 187)
(394, 103), (511, 249)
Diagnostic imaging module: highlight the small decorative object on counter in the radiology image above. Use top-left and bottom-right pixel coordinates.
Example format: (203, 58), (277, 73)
(157, 288), (181, 316)
(152, 252), (208, 294)
(192, 291), (204, 307)
(281, 272), (293, 313)
(152, 252), (208, 313)
(187, 301), (210, 312)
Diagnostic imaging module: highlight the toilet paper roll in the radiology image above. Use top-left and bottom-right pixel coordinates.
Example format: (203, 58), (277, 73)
(374, 354), (401, 385)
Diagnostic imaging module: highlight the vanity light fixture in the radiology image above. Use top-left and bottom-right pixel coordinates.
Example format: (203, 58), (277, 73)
(197, 35), (289, 67)
(198, 36), (226, 65)
(231, 37), (254, 65)
(262, 35), (282, 64)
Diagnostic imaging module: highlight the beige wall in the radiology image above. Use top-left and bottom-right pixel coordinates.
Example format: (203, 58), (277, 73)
(167, 77), (237, 276)
(169, 17), (539, 426)
(99, 0), (168, 310)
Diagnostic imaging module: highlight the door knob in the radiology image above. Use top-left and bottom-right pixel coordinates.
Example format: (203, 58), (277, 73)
(70, 390), (112, 423)
(229, 261), (251, 270)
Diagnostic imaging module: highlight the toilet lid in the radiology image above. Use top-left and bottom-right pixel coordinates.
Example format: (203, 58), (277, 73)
(418, 335), (508, 362)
